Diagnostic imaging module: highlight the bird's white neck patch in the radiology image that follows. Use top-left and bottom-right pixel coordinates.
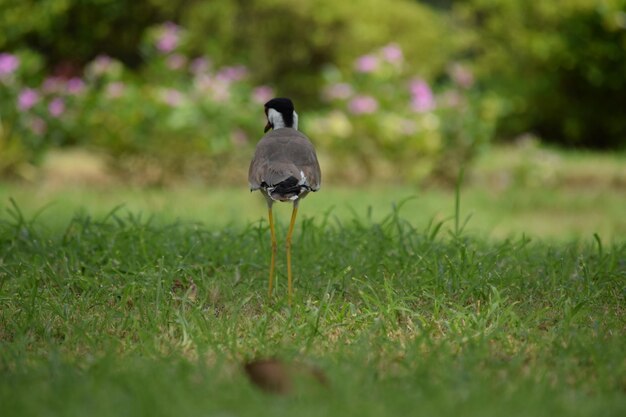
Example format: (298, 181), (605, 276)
(267, 108), (298, 130)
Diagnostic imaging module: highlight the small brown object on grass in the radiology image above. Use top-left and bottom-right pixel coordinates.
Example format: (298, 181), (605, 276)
(244, 358), (292, 394)
(243, 358), (328, 395)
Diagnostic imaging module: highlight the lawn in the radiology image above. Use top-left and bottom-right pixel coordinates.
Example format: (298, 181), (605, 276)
(1, 181), (625, 241)
(1, 151), (625, 416)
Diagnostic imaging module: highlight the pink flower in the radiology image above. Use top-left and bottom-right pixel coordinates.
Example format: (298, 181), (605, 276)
(48, 97), (65, 117)
(381, 43), (403, 65)
(163, 88), (184, 107)
(194, 74), (213, 92)
(89, 55), (113, 76)
(409, 79), (435, 113)
(167, 54), (187, 70)
(156, 22), (180, 53)
(193, 74), (231, 101)
(190, 57), (210, 75)
(354, 54), (379, 73)
(42, 77), (64, 94)
(348, 95), (379, 114)
(0, 53), (19, 77)
(41, 77), (62, 93)
(29, 117), (47, 135)
(449, 63), (474, 89)
(216, 65), (247, 82)
(252, 86), (274, 104)
(43, 76), (85, 95)
(323, 83), (353, 101)
(106, 82), (125, 98)
(17, 88), (40, 111)
(210, 80), (231, 102)
(67, 77), (85, 94)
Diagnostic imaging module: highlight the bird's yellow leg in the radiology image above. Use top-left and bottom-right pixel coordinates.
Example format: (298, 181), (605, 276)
(285, 204), (299, 306)
(268, 206), (277, 298)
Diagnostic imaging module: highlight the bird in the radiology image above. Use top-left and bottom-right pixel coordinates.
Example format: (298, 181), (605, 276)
(248, 97), (321, 305)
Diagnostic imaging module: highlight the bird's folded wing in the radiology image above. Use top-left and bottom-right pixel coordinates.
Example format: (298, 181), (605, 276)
(248, 130), (321, 191)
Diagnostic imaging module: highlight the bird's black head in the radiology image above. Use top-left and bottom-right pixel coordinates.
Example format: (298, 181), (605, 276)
(264, 97), (296, 132)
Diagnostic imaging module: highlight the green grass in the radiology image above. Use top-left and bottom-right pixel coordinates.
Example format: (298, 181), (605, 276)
(2, 142), (625, 241)
(1, 182), (625, 416)
(1, 181), (625, 241)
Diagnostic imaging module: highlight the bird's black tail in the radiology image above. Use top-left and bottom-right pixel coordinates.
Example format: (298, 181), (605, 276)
(261, 176), (310, 201)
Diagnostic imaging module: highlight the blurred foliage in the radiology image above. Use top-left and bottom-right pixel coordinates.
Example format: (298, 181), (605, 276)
(1, 0), (625, 185)
(308, 46), (498, 184)
(181, 0), (454, 105)
(0, 0), (175, 69)
(0, 0), (453, 105)
(1, 36), (490, 184)
(454, 0), (626, 148)
(0, 36), (268, 184)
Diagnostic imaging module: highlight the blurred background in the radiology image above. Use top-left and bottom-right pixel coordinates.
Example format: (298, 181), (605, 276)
(0, 0), (624, 201)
